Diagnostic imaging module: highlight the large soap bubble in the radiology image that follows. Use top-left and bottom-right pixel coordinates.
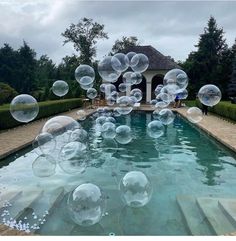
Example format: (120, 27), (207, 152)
(163, 69), (188, 90)
(77, 110), (87, 121)
(111, 53), (129, 72)
(41, 116), (80, 146)
(147, 120), (164, 138)
(186, 107), (203, 123)
(178, 89), (188, 100)
(10, 94), (39, 123)
(52, 80), (69, 97)
(130, 53), (149, 73)
(115, 125), (132, 144)
(67, 183), (106, 227)
(198, 84), (221, 107)
(87, 88), (97, 99)
(101, 122), (116, 139)
(104, 83), (116, 97)
(70, 128), (88, 143)
(58, 141), (87, 174)
(126, 52), (136, 65)
(134, 72), (143, 85)
(157, 108), (175, 125)
(130, 88), (142, 102)
(75, 64), (95, 85)
(119, 171), (152, 208)
(32, 154), (56, 178)
(154, 85), (163, 97)
(123, 71), (138, 85)
(119, 83), (128, 93)
(116, 96), (134, 115)
(32, 132), (56, 155)
(98, 56), (121, 83)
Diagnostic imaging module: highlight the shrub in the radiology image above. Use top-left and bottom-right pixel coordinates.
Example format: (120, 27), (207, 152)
(0, 98), (82, 130)
(0, 82), (18, 105)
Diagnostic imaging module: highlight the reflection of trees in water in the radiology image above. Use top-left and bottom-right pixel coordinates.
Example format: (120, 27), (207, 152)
(179, 116), (224, 186)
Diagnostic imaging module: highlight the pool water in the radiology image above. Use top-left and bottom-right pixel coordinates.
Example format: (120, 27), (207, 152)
(1, 111), (236, 235)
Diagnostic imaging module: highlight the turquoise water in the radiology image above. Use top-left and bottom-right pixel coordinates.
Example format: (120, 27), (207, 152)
(0, 111), (236, 235)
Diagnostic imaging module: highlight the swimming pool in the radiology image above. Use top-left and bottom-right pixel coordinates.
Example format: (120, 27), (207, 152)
(1, 111), (236, 235)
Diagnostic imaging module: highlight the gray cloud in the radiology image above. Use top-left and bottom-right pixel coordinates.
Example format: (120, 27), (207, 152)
(0, 1), (236, 64)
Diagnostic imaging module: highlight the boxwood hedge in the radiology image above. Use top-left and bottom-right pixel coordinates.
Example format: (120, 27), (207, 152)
(0, 98), (82, 130)
(184, 100), (236, 122)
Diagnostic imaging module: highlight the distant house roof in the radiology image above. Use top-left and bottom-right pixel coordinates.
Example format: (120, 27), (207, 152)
(122, 45), (180, 70)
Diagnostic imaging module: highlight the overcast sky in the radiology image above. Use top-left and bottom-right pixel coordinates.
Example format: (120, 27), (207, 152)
(1, 0), (236, 64)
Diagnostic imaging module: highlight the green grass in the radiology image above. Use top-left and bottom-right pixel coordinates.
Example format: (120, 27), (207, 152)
(0, 98), (82, 130)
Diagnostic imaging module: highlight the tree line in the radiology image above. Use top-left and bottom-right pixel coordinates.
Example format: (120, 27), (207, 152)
(0, 16), (236, 105)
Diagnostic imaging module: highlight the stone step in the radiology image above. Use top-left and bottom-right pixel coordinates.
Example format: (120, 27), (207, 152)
(9, 190), (44, 219)
(197, 197), (236, 235)
(176, 195), (212, 235)
(0, 191), (22, 208)
(218, 198), (236, 228)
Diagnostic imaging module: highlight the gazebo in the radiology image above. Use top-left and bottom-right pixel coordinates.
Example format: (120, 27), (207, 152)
(122, 45), (180, 103)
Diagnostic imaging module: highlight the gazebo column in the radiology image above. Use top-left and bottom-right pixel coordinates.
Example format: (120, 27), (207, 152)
(146, 80), (152, 103)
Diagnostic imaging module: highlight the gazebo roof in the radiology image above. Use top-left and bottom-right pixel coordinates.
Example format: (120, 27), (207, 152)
(122, 45), (180, 70)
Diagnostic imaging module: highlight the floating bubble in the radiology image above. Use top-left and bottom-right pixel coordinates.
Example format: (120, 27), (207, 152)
(58, 141), (87, 174)
(122, 71), (138, 85)
(198, 84), (221, 107)
(10, 94), (39, 123)
(100, 83), (106, 93)
(67, 183), (106, 226)
(98, 56), (121, 83)
(154, 85), (163, 97)
(116, 96), (134, 115)
(147, 120), (164, 138)
(126, 52), (136, 65)
(186, 107), (203, 123)
(70, 128), (88, 143)
(76, 110), (87, 121)
(41, 116), (80, 148)
(75, 64), (95, 85)
(119, 171), (152, 207)
(106, 96), (116, 106)
(118, 83), (128, 93)
(134, 72), (143, 85)
(104, 84), (116, 96)
(155, 93), (170, 108)
(160, 86), (176, 102)
(32, 133), (56, 155)
(111, 53), (129, 72)
(52, 80), (69, 97)
(157, 108), (175, 125)
(101, 122), (116, 139)
(96, 116), (107, 125)
(152, 109), (160, 120)
(87, 88), (97, 99)
(113, 107), (121, 117)
(32, 154), (56, 178)
(130, 54), (149, 73)
(115, 125), (132, 144)
(178, 89), (188, 100)
(164, 69), (188, 90)
(130, 88), (143, 102)
(130, 96), (138, 105)
(106, 116), (116, 124)
(150, 99), (158, 106)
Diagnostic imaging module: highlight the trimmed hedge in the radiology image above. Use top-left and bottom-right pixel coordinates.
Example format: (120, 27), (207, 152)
(184, 100), (236, 122)
(0, 98), (82, 130)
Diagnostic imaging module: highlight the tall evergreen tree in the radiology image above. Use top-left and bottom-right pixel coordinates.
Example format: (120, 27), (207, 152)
(183, 16), (228, 98)
(227, 56), (236, 100)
